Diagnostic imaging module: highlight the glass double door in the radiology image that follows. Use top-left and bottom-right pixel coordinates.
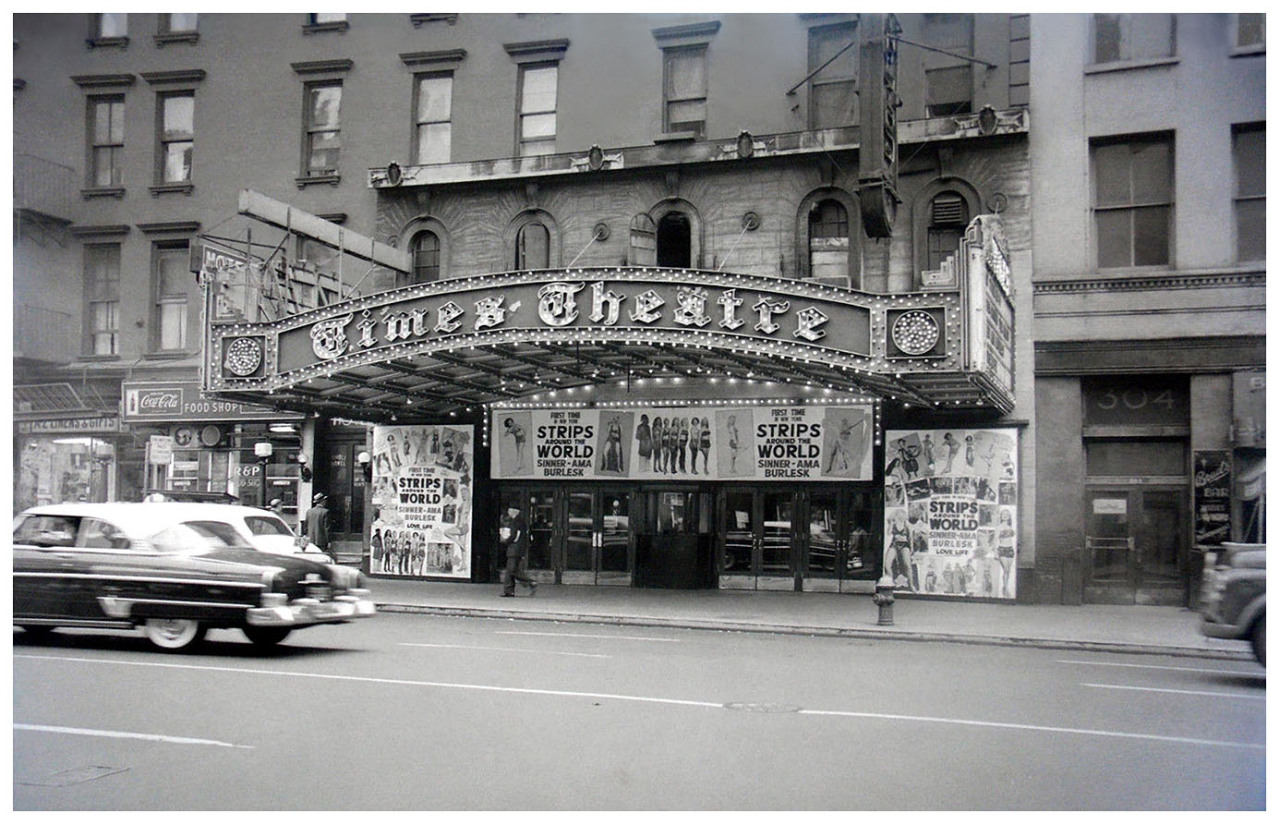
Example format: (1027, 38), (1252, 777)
(720, 485), (879, 590)
(503, 487), (632, 585)
(1085, 486), (1187, 604)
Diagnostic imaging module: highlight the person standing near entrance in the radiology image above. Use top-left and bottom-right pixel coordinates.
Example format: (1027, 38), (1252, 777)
(304, 492), (331, 557)
(500, 505), (537, 597)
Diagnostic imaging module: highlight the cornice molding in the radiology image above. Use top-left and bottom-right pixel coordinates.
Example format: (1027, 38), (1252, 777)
(141, 69), (206, 85)
(291, 59), (354, 76)
(69, 224), (131, 237)
(400, 49), (467, 69)
(137, 220), (201, 234)
(503, 39), (569, 63)
(71, 73), (136, 89)
(1034, 270), (1265, 294)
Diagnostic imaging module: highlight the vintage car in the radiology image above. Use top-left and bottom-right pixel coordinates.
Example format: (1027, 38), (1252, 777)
(141, 501), (332, 563)
(13, 503), (375, 651)
(1200, 541), (1266, 667)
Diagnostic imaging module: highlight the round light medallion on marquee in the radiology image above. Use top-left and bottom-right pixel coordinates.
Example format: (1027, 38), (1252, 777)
(223, 336), (264, 377)
(890, 309), (941, 356)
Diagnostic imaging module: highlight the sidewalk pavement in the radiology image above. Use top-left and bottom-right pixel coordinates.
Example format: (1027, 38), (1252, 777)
(364, 576), (1257, 661)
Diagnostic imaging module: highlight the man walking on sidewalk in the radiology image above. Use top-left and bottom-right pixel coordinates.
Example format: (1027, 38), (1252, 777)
(501, 505), (537, 597)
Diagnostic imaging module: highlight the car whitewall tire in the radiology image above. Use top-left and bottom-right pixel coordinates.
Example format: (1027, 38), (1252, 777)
(144, 618), (206, 651)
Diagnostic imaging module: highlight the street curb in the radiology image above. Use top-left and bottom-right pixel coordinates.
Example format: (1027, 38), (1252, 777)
(375, 602), (1254, 661)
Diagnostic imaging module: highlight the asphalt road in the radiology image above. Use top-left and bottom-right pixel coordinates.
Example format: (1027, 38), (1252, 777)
(12, 613), (1266, 810)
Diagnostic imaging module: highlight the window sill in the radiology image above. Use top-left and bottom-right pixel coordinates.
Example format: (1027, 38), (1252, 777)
(654, 131), (700, 144)
(154, 32), (199, 47)
(144, 350), (194, 361)
(86, 36), (129, 50)
(79, 354), (121, 363)
(296, 174), (341, 188)
(150, 182), (194, 197)
(302, 22), (349, 35)
(1230, 44), (1265, 58)
(1084, 56), (1180, 75)
(82, 186), (126, 200)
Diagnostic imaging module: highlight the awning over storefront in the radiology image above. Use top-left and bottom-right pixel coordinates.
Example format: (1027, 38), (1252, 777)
(202, 218), (1015, 421)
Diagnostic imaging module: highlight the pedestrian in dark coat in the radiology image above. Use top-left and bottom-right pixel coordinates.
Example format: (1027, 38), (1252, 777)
(304, 492), (331, 554)
(500, 506), (537, 597)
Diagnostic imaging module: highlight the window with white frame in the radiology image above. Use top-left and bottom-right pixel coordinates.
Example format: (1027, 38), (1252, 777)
(85, 244), (121, 356)
(303, 82), (342, 176)
(415, 74), (453, 164)
(926, 192), (971, 271)
(807, 22), (857, 130)
(161, 13), (197, 34)
(89, 96), (125, 188)
(1092, 134), (1173, 268)
(1233, 124), (1265, 263)
(1236, 14), (1265, 50)
(663, 46), (707, 135)
(153, 243), (190, 351)
(96, 13), (127, 39)
(1092, 13), (1176, 64)
(808, 199), (850, 282)
(518, 64), (558, 157)
(157, 92), (194, 184)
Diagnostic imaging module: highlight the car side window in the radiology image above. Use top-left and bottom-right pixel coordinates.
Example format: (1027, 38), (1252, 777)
(78, 518), (131, 550)
(245, 516), (291, 537)
(13, 515), (80, 548)
(184, 520), (247, 546)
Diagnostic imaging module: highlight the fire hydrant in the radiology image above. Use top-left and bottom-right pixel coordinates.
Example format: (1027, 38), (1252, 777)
(873, 575), (896, 626)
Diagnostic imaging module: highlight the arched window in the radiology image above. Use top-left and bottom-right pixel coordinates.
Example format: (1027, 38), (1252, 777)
(656, 212), (692, 268)
(808, 199), (850, 283)
(409, 230), (440, 284)
(629, 214), (657, 266)
(516, 221), (550, 270)
(926, 192), (970, 272)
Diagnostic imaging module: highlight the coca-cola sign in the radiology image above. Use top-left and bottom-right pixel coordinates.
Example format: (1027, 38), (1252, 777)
(122, 381), (302, 423)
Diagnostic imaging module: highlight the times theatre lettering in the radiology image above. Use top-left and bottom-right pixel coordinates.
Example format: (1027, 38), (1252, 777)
(309, 280), (852, 362)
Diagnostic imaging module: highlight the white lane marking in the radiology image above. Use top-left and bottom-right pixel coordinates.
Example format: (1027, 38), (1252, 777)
(16, 654), (1264, 751)
(13, 654), (720, 709)
(495, 630), (682, 643)
(797, 709), (1264, 751)
(14, 723), (252, 749)
(1082, 682), (1267, 700)
(400, 642), (611, 659)
(1057, 659), (1264, 676)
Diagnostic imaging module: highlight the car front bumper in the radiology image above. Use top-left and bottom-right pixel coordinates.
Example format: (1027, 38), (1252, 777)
(247, 591), (376, 627)
(1199, 616), (1246, 641)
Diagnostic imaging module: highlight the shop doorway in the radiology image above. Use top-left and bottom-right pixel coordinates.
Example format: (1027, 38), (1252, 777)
(1085, 486), (1187, 605)
(720, 486), (880, 591)
(632, 487), (715, 588)
(318, 439), (368, 555)
(498, 486), (635, 586)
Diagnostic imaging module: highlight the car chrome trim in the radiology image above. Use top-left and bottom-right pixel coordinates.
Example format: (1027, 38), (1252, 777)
(14, 571), (268, 589)
(98, 596), (258, 618)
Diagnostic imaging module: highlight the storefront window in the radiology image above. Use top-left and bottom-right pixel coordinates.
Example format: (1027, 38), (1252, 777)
(16, 437), (116, 510)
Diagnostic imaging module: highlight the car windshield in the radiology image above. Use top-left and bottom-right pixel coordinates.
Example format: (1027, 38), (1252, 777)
(14, 514), (79, 547)
(245, 515), (293, 537)
(149, 522), (244, 554)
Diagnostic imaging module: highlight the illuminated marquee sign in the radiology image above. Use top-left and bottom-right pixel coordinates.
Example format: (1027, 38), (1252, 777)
(257, 270), (881, 379)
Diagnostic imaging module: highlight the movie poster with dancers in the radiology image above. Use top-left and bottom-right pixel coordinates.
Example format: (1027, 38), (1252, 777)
(491, 405), (873, 482)
(369, 424), (474, 579)
(883, 428), (1018, 599)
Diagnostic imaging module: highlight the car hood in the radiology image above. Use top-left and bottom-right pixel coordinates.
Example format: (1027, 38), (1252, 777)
(185, 545), (330, 576)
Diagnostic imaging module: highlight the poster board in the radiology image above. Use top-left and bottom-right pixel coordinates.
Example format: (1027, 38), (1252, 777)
(369, 424), (474, 578)
(883, 428), (1018, 599)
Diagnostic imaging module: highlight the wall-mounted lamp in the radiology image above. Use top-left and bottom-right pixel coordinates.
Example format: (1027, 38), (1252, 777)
(298, 452), (313, 483)
(357, 450), (372, 482)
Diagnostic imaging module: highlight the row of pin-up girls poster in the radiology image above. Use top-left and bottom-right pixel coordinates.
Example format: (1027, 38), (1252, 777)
(883, 428), (1018, 599)
(369, 424), (474, 578)
(492, 405), (875, 481)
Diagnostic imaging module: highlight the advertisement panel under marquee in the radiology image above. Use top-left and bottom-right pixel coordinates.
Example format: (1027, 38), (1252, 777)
(883, 427), (1018, 599)
(493, 405), (874, 482)
(369, 425), (474, 579)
